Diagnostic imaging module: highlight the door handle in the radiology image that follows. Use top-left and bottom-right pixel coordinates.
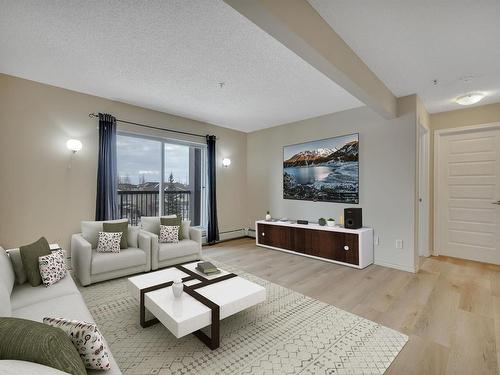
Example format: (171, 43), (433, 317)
(493, 201), (500, 205)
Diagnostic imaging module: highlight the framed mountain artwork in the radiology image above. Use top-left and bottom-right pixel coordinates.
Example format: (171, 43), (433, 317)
(283, 133), (359, 203)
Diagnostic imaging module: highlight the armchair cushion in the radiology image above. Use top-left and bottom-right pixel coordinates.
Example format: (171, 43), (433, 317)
(160, 217), (184, 240)
(141, 215), (176, 236)
(158, 240), (200, 262)
(96, 232), (122, 253)
(181, 220), (191, 240)
(91, 248), (147, 275)
(81, 219), (128, 249)
(103, 221), (128, 249)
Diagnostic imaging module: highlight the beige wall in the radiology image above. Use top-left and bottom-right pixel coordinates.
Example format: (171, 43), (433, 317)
(247, 99), (418, 272)
(428, 102), (500, 253)
(0, 74), (248, 250)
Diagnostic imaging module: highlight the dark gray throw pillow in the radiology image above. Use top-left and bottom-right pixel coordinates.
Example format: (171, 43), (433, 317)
(19, 237), (51, 287)
(0, 317), (87, 375)
(103, 221), (128, 249)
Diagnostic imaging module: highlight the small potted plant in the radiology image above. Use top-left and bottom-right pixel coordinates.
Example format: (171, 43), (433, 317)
(318, 218), (327, 226)
(265, 210), (271, 221)
(326, 218), (336, 227)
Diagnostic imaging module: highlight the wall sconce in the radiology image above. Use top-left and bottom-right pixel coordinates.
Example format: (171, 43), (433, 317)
(66, 139), (83, 153)
(222, 158), (231, 168)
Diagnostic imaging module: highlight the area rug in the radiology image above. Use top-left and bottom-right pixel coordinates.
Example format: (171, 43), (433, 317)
(79, 262), (408, 374)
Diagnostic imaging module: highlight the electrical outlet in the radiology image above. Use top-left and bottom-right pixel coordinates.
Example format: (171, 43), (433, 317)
(375, 235), (380, 245)
(396, 239), (403, 249)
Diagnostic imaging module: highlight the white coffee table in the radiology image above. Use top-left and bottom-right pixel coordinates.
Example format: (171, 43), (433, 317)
(127, 261), (266, 349)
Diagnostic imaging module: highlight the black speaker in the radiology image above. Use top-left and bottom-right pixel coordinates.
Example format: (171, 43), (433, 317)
(344, 208), (362, 229)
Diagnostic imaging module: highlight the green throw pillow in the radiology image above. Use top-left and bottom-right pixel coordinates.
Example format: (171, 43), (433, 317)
(103, 221), (128, 249)
(160, 217), (184, 240)
(0, 317), (87, 375)
(19, 237), (51, 287)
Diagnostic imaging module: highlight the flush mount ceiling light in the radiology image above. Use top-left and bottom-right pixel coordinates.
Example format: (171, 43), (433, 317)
(222, 158), (231, 167)
(455, 92), (485, 106)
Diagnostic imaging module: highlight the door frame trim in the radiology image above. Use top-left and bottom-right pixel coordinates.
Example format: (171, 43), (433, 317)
(418, 122), (430, 257)
(433, 122), (500, 256)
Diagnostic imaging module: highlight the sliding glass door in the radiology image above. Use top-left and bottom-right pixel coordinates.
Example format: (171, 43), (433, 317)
(117, 133), (206, 227)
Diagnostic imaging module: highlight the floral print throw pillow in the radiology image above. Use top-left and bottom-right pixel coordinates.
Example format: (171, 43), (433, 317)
(43, 317), (111, 370)
(96, 231), (122, 253)
(160, 225), (180, 243)
(38, 249), (67, 287)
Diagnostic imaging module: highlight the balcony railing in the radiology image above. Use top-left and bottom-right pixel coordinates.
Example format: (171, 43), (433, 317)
(118, 190), (191, 226)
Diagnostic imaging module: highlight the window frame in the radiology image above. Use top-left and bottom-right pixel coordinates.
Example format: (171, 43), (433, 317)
(117, 131), (208, 228)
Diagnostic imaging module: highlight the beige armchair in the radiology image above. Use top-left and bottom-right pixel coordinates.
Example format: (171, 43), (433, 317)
(141, 216), (202, 270)
(71, 219), (151, 286)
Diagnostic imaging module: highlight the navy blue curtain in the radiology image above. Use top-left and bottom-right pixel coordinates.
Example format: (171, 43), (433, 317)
(206, 135), (219, 244)
(95, 113), (118, 221)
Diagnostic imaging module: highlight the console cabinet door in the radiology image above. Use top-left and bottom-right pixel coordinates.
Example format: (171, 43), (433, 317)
(342, 233), (359, 265)
(257, 224), (292, 249)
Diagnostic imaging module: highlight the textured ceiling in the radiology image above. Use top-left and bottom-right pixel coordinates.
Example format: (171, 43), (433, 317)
(0, 0), (362, 132)
(309, 0), (500, 113)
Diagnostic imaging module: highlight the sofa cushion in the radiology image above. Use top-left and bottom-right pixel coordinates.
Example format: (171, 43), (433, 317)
(91, 247), (146, 275)
(0, 247), (15, 294)
(0, 317), (87, 375)
(20, 237), (51, 287)
(39, 250), (67, 287)
(158, 240), (200, 262)
(103, 221), (128, 249)
(6, 249), (27, 284)
(0, 284), (11, 317)
(43, 317), (110, 371)
(141, 215), (176, 235)
(81, 219), (128, 249)
(10, 274), (79, 310)
(12, 293), (94, 323)
(0, 360), (71, 375)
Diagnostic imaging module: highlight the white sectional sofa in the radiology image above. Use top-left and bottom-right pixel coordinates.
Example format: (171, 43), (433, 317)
(0, 246), (122, 375)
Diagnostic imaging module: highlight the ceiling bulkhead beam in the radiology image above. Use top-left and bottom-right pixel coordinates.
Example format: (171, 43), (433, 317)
(224, 0), (398, 119)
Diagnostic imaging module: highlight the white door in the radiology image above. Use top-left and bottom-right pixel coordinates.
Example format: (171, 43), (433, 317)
(435, 125), (500, 264)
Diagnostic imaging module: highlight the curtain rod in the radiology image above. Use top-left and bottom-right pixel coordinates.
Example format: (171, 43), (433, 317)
(89, 113), (210, 139)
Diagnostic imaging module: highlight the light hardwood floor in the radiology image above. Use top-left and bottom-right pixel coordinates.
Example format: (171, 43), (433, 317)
(203, 237), (500, 375)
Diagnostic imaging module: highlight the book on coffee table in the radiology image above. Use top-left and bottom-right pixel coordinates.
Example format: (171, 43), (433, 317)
(196, 262), (220, 275)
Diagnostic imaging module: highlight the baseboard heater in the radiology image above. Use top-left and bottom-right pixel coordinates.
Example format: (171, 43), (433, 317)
(202, 228), (247, 244)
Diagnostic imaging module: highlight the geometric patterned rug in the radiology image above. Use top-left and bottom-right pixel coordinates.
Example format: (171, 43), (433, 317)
(79, 261), (408, 374)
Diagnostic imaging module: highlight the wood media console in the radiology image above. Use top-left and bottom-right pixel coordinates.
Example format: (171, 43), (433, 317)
(255, 220), (374, 269)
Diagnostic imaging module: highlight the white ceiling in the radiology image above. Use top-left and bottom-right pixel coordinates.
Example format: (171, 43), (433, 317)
(308, 0), (500, 113)
(0, 0), (362, 133)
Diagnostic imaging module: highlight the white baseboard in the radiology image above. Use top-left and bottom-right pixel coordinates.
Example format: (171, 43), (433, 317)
(374, 260), (416, 273)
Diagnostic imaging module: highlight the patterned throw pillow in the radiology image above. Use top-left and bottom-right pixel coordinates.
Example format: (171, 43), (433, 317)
(43, 317), (111, 370)
(39, 249), (67, 287)
(96, 231), (122, 253)
(159, 225), (179, 243)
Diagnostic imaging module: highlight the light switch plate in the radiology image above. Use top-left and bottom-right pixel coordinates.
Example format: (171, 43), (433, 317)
(396, 239), (403, 249)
